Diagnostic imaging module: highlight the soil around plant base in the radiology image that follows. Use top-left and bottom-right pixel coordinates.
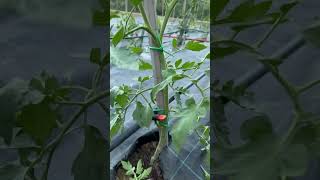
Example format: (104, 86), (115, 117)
(116, 141), (164, 180)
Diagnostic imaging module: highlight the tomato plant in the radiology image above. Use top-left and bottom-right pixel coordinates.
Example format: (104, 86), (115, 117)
(212, 0), (320, 179)
(110, 0), (210, 166)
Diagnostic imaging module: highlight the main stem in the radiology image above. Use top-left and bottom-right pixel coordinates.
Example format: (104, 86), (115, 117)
(150, 52), (169, 165)
(142, 0), (169, 165)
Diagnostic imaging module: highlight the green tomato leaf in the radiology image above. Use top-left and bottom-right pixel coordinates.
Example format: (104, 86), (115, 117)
(136, 160), (143, 175)
(162, 69), (176, 79)
(180, 61), (196, 69)
(115, 93), (129, 108)
(0, 79), (45, 144)
(130, 47), (143, 54)
(92, 10), (108, 26)
(111, 47), (139, 70)
(212, 0), (230, 21)
(185, 41), (207, 51)
(205, 52), (210, 59)
(43, 74), (59, 92)
(216, 0), (282, 25)
(0, 94), (19, 145)
(72, 125), (108, 180)
(29, 78), (44, 92)
(175, 59), (182, 68)
(137, 76), (152, 83)
(171, 98), (209, 150)
(252, 1), (273, 18)
(18, 147), (39, 166)
(138, 167), (152, 179)
(172, 38), (178, 49)
(240, 115), (273, 142)
(110, 11), (120, 20)
(112, 26), (125, 47)
(213, 136), (308, 180)
(138, 60), (153, 71)
(291, 115), (320, 156)
(112, 85), (131, 108)
(16, 102), (58, 145)
(125, 167), (135, 176)
(110, 86), (119, 107)
(0, 79), (28, 102)
(102, 54), (109, 66)
(121, 160), (133, 171)
(0, 162), (27, 180)
(280, 144), (308, 177)
(227, 0), (272, 22)
(213, 40), (261, 60)
(0, 131), (40, 150)
(132, 101), (153, 128)
(228, 0), (255, 22)
(280, 0), (299, 15)
(110, 113), (123, 138)
(150, 76), (172, 103)
(31, 71), (68, 101)
(21, 89), (45, 107)
(303, 21), (320, 48)
(130, 0), (143, 6)
(90, 48), (101, 65)
(172, 74), (188, 82)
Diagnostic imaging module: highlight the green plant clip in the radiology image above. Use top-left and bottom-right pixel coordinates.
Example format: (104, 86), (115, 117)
(149, 45), (164, 52)
(149, 35), (174, 57)
(156, 120), (168, 127)
(153, 107), (164, 114)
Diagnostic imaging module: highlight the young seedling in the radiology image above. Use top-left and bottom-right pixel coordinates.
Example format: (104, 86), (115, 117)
(121, 159), (152, 180)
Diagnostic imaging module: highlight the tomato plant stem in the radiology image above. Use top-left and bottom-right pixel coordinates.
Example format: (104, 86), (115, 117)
(27, 90), (109, 172)
(298, 79), (320, 94)
(142, 0), (169, 165)
(255, 14), (283, 48)
(160, 0), (179, 38)
(151, 126), (168, 164)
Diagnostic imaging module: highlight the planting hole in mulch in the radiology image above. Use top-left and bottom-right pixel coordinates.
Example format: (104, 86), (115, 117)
(115, 131), (165, 180)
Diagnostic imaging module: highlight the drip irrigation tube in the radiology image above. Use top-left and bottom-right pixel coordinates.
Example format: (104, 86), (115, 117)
(163, 34), (209, 42)
(110, 73), (207, 151)
(110, 28), (209, 42)
(110, 34), (209, 42)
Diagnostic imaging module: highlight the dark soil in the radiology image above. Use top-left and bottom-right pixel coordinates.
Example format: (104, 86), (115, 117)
(116, 141), (164, 180)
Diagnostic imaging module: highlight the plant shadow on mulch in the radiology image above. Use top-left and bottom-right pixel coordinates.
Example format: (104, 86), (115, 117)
(116, 131), (170, 180)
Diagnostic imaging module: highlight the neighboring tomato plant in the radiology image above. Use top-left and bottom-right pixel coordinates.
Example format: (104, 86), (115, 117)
(212, 0), (320, 179)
